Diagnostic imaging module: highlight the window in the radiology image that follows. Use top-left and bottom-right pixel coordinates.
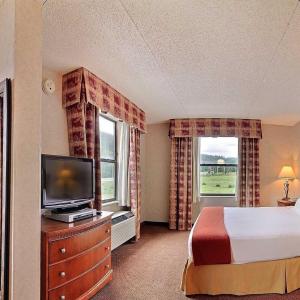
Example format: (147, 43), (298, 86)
(200, 137), (238, 196)
(100, 115), (117, 203)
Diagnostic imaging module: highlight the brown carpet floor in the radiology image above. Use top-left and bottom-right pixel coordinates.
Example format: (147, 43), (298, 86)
(93, 224), (300, 300)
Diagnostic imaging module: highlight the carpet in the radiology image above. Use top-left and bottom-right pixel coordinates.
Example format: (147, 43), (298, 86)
(93, 224), (300, 300)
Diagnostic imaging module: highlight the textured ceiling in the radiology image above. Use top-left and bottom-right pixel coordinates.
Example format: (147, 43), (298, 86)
(43, 0), (300, 125)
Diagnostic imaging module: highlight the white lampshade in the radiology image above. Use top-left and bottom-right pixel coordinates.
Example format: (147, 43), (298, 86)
(278, 166), (296, 180)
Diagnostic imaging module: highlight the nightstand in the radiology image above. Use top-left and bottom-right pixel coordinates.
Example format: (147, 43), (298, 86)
(277, 199), (296, 206)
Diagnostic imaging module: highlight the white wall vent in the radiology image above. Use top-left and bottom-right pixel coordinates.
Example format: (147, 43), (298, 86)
(111, 211), (136, 250)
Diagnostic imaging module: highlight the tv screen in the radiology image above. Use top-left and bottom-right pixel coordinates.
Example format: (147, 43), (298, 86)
(41, 155), (94, 209)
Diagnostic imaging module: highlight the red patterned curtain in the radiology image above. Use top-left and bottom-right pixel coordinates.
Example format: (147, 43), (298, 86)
(66, 102), (101, 210)
(63, 68), (146, 133)
(169, 137), (193, 231)
(239, 138), (260, 207)
(168, 118), (262, 227)
(169, 118), (262, 139)
(63, 67), (146, 217)
(129, 128), (141, 240)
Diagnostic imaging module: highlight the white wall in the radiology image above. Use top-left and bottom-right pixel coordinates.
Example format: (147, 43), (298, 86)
(143, 122), (300, 223)
(292, 122), (300, 197)
(42, 68), (69, 155)
(10, 1), (42, 299)
(0, 1), (45, 297)
(140, 134), (146, 222)
(0, 0), (15, 81)
(143, 123), (170, 222)
(260, 122), (300, 206)
(0, 1), (15, 298)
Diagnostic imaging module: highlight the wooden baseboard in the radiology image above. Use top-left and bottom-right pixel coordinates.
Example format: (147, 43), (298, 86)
(141, 221), (169, 227)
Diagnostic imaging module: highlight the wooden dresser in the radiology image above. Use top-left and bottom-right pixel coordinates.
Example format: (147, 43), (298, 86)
(41, 211), (113, 300)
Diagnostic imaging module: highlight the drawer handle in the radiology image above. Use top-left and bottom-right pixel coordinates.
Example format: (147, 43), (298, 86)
(59, 271), (66, 278)
(105, 246), (110, 251)
(60, 296), (65, 300)
(105, 264), (110, 269)
(105, 229), (110, 234)
(60, 248), (66, 254)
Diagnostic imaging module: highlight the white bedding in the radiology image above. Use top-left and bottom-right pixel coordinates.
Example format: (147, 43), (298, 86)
(188, 206), (300, 264)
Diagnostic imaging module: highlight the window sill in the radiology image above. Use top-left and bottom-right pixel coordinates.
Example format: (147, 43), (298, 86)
(199, 195), (237, 198)
(102, 200), (119, 207)
(196, 196), (238, 207)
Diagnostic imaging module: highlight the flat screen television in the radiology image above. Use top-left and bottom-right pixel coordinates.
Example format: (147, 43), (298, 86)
(41, 154), (95, 209)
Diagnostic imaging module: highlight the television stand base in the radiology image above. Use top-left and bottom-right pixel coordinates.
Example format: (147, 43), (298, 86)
(44, 208), (97, 223)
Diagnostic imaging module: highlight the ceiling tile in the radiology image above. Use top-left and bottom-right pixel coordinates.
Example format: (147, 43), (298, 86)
(43, 0), (300, 125)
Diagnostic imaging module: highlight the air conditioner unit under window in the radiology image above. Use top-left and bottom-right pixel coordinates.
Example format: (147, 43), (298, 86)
(111, 211), (136, 250)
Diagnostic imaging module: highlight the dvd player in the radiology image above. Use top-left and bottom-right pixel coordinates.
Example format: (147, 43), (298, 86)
(44, 208), (97, 223)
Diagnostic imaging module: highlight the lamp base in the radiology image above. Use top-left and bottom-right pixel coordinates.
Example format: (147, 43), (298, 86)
(283, 180), (290, 200)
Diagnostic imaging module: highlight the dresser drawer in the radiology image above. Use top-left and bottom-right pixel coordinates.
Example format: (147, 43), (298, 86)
(49, 238), (111, 289)
(48, 256), (112, 300)
(49, 222), (111, 264)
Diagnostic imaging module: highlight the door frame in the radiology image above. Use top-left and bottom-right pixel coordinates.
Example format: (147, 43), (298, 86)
(0, 79), (11, 300)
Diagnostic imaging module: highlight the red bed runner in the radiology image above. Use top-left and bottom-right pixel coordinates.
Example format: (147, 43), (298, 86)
(192, 207), (231, 266)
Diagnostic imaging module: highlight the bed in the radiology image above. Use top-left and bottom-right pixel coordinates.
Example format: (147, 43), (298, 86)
(181, 204), (300, 296)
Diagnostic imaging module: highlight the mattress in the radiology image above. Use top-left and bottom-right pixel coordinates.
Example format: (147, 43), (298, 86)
(188, 206), (300, 264)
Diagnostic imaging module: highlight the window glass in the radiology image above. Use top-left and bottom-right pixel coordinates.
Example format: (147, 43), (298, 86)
(100, 161), (116, 200)
(100, 116), (117, 203)
(100, 116), (115, 160)
(200, 137), (238, 196)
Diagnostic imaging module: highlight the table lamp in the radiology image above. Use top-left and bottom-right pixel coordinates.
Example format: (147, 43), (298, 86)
(278, 165), (296, 200)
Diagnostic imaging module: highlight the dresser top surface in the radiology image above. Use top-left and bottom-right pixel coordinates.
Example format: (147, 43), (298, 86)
(42, 211), (113, 234)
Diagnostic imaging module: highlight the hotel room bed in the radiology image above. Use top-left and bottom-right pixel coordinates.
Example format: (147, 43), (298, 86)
(182, 205), (300, 296)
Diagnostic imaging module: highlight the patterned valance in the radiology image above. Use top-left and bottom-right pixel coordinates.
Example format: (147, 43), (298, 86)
(169, 118), (262, 139)
(62, 67), (146, 133)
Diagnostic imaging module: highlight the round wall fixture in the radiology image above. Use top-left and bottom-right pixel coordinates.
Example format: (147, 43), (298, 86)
(42, 79), (56, 95)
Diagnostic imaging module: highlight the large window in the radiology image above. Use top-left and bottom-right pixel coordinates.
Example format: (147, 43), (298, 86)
(200, 137), (238, 196)
(100, 115), (117, 203)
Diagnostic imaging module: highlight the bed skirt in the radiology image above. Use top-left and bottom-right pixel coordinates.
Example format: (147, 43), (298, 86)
(181, 257), (300, 296)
